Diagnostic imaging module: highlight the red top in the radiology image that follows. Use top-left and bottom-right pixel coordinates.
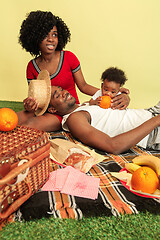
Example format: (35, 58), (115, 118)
(27, 50), (80, 104)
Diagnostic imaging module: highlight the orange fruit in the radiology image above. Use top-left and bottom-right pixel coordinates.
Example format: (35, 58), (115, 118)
(131, 166), (159, 194)
(0, 108), (18, 131)
(99, 96), (111, 109)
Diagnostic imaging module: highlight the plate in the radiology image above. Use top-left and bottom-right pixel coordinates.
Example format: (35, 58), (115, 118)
(120, 168), (160, 199)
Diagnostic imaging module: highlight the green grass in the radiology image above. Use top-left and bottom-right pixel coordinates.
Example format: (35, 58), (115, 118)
(0, 101), (160, 239)
(0, 213), (160, 240)
(0, 101), (24, 112)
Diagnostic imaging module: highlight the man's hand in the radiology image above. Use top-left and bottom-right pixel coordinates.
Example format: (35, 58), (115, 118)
(155, 114), (160, 126)
(111, 93), (130, 110)
(23, 97), (39, 112)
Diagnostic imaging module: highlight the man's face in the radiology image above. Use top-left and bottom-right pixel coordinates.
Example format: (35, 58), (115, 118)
(49, 86), (76, 115)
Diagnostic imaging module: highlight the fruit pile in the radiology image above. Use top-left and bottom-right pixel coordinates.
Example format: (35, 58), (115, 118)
(125, 155), (160, 194)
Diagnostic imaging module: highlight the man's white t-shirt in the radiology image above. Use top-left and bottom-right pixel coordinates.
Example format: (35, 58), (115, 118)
(62, 104), (153, 149)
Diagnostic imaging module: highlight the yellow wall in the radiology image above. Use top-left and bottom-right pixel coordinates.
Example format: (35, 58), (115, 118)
(1, 0), (160, 108)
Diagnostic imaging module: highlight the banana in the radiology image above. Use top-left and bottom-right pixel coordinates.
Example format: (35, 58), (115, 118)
(125, 162), (141, 173)
(132, 155), (160, 178)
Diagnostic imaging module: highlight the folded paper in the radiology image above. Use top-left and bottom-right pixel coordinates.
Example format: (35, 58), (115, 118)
(50, 139), (106, 173)
(42, 166), (100, 200)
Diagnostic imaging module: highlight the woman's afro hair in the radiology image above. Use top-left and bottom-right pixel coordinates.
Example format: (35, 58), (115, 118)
(18, 10), (71, 56)
(101, 67), (127, 86)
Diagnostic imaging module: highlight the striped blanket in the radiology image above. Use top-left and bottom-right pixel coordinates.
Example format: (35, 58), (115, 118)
(13, 130), (160, 221)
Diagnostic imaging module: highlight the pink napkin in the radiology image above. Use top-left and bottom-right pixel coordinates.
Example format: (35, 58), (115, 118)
(61, 167), (100, 200)
(42, 166), (100, 200)
(55, 167), (71, 190)
(41, 171), (57, 191)
(41, 166), (72, 191)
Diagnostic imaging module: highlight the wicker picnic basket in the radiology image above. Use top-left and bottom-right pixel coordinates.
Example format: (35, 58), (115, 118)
(0, 125), (50, 219)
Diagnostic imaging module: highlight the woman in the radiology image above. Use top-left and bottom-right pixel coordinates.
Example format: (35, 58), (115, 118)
(18, 10), (130, 131)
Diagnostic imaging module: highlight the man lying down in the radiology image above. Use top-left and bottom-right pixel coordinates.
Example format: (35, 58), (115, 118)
(18, 84), (160, 155)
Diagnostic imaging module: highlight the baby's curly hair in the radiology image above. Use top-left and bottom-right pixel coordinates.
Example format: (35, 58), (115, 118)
(101, 67), (127, 86)
(18, 10), (71, 56)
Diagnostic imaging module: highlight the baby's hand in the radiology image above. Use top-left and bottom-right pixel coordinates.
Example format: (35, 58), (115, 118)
(97, 96), (103, 106)
(89, 97), (101, 106)
(23, 97), (39, 112)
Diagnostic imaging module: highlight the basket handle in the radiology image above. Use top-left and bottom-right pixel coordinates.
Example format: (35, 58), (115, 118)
(0, 181), (32, 219)
(0, 156), (32, 185)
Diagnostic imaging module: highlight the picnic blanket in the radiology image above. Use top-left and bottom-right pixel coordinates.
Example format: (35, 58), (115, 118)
(11, 130), (160, 222)
(1, 130), (159, 229)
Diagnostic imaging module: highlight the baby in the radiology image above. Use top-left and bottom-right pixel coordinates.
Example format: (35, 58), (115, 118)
(89, 67), (128, 106)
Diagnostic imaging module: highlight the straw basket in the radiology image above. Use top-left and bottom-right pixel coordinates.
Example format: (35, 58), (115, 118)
(0, 125), (50, 219)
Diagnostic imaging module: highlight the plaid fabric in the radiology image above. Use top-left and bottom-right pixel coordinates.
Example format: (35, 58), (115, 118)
(14, 130), (160, 221)
(146, 101), (160, 150)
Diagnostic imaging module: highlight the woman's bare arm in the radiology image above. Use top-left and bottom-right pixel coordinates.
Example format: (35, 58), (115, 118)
(73, 69), (99, 96)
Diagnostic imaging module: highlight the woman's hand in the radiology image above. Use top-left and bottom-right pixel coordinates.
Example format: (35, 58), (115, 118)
(111, 93), (130, 110)
(23, 97), (39, 112)
(119, 87), (130, 95)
